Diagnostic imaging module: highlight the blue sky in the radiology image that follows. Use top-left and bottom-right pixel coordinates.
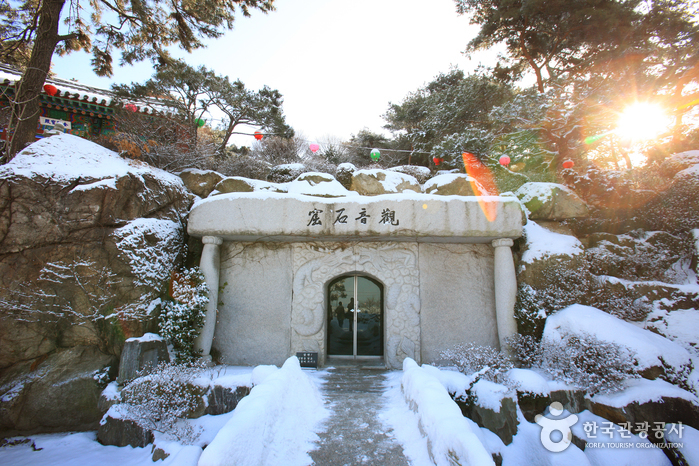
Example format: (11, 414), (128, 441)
(51, 0), (498, 147)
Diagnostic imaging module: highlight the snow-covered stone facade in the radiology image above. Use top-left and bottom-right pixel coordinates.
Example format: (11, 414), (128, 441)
(188, 192), (523, 369)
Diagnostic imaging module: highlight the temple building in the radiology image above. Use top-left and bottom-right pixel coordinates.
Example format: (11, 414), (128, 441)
(187, 173), (524, 370)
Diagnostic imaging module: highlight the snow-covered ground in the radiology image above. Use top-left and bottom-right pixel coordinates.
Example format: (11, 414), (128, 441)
(3, 356), (697, 466)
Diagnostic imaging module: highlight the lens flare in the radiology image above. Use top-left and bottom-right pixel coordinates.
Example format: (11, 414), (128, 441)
(616, 103), (671, 141)
(462, 152), (499, 222)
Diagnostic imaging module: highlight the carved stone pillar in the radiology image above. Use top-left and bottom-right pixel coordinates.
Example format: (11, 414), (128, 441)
(195, 236), (223, 361)
(492, 238), (518, 351)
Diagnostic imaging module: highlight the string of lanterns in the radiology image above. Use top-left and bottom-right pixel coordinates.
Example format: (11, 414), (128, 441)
(39, 83), (576, 171)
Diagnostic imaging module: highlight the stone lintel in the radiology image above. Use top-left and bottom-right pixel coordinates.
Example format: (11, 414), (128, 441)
(188, 193), (523, 243)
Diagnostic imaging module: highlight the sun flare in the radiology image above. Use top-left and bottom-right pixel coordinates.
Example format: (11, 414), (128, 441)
(616, 102), (671, 141)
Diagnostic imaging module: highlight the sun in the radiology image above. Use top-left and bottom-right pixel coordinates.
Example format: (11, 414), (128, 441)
(616, 102), (671, 142)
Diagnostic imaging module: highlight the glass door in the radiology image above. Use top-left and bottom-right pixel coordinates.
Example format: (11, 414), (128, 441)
(327, 275), (383, 358)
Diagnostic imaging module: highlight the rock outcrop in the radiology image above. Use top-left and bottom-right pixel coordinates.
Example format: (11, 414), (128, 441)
(0, 134), (192, 435)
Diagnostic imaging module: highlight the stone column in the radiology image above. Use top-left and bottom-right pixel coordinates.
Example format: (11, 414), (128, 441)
(492, 238), (518, 351)
(195, 236), (223, 362)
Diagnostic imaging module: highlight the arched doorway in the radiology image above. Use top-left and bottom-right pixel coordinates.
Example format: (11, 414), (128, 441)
(327, 274), (384, 358)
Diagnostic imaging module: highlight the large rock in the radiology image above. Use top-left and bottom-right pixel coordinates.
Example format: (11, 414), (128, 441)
(423, 173), (492, 197)
(178, 168), (224, 198)
(515, 221), (591, 336)
(213, 176), (285, 195)
(0, 346), (117, 434)
(287, 172), (354, 198)
(205, 385), (251, 416)
(644, 161), (699, 231)
(349, 169), (421, 195)
(97, 405), (154, 448)
(117, 334), (170, 385)
(468, 380), (519, 445)
(516, 182), (589, 220)
(0, 134), (192, 434)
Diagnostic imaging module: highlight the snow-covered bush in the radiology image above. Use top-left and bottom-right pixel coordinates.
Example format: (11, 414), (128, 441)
(439, 343), (514, 385)
(118, 361), (206, 443)
(541, 333), (638, 394)
(159, 267), (209, 362)
(444, 333), (637, 395)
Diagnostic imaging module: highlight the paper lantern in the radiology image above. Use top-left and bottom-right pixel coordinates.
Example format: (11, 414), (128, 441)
(370, 148), (381, 161)
(309, 143), (320, 153)
(433, 157), (443, 166)
(195, 118), (205, 127)
(124, 103), (137, 112)
(562, 160), (574, 169)
(254, 131), (263, 140)
(43, 84), (58, 96)
(499, 155), (511, 166)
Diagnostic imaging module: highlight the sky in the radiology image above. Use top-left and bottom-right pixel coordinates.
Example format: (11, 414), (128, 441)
(50, 0), (498, 147)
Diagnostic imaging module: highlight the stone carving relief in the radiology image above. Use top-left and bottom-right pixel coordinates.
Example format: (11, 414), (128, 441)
(290, 242), (421, 369)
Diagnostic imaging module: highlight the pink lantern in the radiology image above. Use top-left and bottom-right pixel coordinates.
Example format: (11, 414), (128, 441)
(124, 103), (137, 112)
(309, 143), (320, 153)
(562, 160), (574, 169)
(499, 155), (511, 166)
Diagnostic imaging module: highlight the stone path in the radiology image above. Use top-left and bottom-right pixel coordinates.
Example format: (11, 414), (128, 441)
(309, 366), (411, 466)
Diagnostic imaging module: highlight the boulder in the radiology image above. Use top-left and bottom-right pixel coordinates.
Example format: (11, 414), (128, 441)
(0, 134), (191, 434)
(516, 221), (591, 336)
(267, 163), (306, 183)
(463, 380), (519, 445)
(0, 346), (117, 434)
(97, 406), (154, 448)
(178, 169), (224, 198)
(117, 334), (170, 385)
(515, 182), (589, 220)
(205, 385), (251, 416)
(287, 172), (354, 198)
(349, 169), (421, 195)
(585, 230), (691, 283)
(643, 162), (699, 231)
(389, 165), (432, 184)
(423, 173), (491, 197)
(543, 305), (693, 382)
(335, 163), (356, 190)
(213, 176), (286, 195)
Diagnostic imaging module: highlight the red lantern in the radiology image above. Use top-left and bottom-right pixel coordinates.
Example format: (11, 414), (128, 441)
(43, 84), (58, 96)
(499, 155), (511, 167)
(124, 103), (137, 112)
(254, 131), (263, 140)
(562, 160), (574, 169)
(433, 157), (443, 166)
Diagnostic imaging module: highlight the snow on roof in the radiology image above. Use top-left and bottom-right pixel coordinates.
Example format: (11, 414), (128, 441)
(1, 133), (184, 187)
(0, 63), (172, 115)
(543, 304), (693, 373)
(521, 221), (584, 263)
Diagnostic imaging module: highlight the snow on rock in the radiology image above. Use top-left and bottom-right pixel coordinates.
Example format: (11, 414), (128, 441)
(506, 368), (551, 395)
(590, 377), (698, 408)
(2, 133), (183, 187)
(665, 423), (699, 464)
(544, 305), (693, 374)
(197, 357), (327, 466)
(521, 221), (585, 263)
(350, 168), (421, 195)
(423, 173), (490, 196)
(112, 218), (183, 289)
(286, 172), (357, 198)
(515, 182), (589, 220)
(420, 364), (474, 399)
(400, 358), (495, 466)
(125, 332), (163, 343)
(471, 379), (512, 413)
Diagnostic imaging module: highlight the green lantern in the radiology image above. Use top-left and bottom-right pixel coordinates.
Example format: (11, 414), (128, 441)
(370, 148), (381, 161)
(195, 118), (205, 127)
